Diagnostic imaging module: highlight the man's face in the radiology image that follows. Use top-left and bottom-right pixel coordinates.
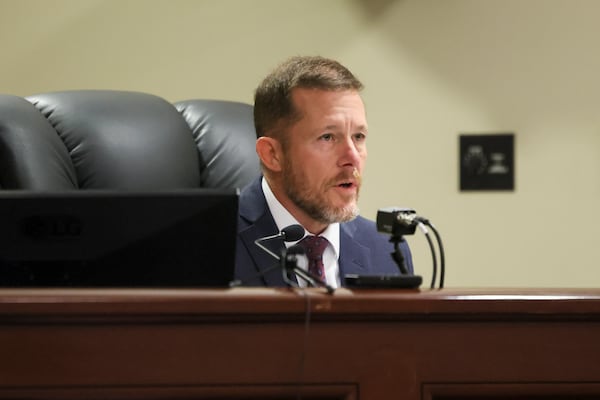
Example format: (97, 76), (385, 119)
(280, 88), (368, 226)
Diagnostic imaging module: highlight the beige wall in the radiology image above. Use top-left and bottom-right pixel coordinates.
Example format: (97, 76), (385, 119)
(2, 0), (599, 287)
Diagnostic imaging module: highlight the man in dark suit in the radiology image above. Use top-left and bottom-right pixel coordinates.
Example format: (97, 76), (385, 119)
(235, 56), (413, 288)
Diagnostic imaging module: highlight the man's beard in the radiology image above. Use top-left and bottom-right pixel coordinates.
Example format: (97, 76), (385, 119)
(282, 160), (360, 224)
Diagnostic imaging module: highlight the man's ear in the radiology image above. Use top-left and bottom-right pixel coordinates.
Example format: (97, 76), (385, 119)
(256, 136), (283, 172)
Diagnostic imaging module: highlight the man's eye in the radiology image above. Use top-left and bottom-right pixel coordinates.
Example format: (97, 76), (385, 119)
(320, 134), (334, 141)
(354, 133), (366, 141)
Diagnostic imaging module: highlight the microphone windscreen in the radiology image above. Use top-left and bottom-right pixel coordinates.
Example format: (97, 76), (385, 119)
(281, 224), (305, 242)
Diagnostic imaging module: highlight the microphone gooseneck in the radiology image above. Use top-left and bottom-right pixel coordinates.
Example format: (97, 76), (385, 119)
(229, 224), (307, 287)
(253, 224), (304, 261)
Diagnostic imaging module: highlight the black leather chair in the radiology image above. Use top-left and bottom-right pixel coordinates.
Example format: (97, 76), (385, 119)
(0, 90), (260, 190)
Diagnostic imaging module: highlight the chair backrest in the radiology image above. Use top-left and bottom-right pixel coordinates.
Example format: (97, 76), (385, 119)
(0, 90), (260, 190)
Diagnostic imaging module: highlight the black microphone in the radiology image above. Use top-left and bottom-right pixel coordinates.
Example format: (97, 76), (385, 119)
(376, 207), (418, 236)
(253, 224), (305, 260)
(229, 224), (305, 287)
(374, 207), (445, 289)
(344, 207), (425, 289)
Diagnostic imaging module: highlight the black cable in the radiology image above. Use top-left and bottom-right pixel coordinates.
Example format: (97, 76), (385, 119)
(418, 222), (438, 289)
(427, 221), (445, 288)
(296, 287), (311, 400)
(418, 218), (445, 289)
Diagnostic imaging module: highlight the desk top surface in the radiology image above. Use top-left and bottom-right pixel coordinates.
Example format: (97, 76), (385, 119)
(1, 287), (600, 321)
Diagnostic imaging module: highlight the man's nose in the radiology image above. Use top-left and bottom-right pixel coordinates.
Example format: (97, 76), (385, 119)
(339, 136), (364, 166)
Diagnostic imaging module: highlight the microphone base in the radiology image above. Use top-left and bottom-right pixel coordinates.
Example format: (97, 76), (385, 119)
(344, 274), (422, 289)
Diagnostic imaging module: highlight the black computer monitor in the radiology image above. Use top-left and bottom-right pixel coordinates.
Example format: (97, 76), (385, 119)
(0, 189), (239, 287)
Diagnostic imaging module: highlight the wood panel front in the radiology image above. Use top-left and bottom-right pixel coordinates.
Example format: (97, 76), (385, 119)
(1, 288), (599, 399)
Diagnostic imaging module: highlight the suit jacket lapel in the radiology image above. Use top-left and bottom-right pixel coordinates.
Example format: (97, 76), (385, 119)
(238, 178), (290, 286)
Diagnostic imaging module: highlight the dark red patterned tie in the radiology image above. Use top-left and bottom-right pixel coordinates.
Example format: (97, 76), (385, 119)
(298, 236), (329, 280)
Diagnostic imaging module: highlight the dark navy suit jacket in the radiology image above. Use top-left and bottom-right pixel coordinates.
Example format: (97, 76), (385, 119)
(234, 177), (413, 287)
